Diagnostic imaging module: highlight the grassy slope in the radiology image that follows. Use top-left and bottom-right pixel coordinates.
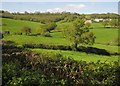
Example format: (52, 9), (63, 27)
(2, 18), (119, 53)
(91, 29), (118, 44)
(31, 48), (118, 63)
(3, 34), (70, 46)
(1, 18), (43, 34)
(57, 20), (118, 44)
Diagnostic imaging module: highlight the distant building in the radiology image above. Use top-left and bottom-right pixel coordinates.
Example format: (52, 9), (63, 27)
(103, 19), (112, 22)
(94, 19), (112, 22)
(94, 19), (103, 22)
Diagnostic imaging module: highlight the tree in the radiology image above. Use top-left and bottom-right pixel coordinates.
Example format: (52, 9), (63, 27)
(22, 26), (32, 35)
(42, 22), (57, 32)
(102, 21), (109, 28)
(109, 19), (118, 27)
(36, 25), (51, 37)
(65, 15), (77, 22)
(63, 19), (95, 50)
(85, 22), (91, 28)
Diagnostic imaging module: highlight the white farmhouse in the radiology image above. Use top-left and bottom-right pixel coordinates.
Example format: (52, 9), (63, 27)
(94, 19), (103, 22)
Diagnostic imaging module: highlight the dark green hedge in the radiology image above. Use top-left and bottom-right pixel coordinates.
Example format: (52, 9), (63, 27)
(23, 43), (112, 55)
(23, 43), (71, 50)
(2, 44), (120, 86)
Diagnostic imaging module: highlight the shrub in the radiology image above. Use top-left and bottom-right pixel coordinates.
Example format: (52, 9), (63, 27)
(14, 32), (22, 35)
(77, 46), (110, 55)
(2, 44), (120, 85)
(2, 40), (16, 45)
(21, 26), (32, 35)
(23, 43), (71, 50)
(3, 30), (10, 35)
(44, 32), (51, 37)
(23, 43), (112, 55)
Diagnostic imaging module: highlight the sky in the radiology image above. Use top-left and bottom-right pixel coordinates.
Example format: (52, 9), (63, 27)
(1, 2), (119, 14)
(1, 0), (120, 2)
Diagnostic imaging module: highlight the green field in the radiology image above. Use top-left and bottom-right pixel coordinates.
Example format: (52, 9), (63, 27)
(3, 35), (70, 45)
(2, 18), (118, 44)
(2, 18), (119, 62)
(31, 48), (118, 63)
(3, 35), (118, 54)
(1, 18), (42, 34)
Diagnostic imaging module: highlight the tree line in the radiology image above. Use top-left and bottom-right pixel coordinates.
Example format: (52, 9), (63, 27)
(1, 10), (119, 23)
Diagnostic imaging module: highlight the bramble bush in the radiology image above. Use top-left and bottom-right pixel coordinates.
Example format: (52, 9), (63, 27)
(2, 42), (120, 86)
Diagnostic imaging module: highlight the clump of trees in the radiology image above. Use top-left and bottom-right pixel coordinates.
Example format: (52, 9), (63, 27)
(1, 10), (66, 23)
(21, 26), (32, 35)
(89, 13), (119, 19)
(102, 21), (109, 28)
(36, 22), (57, 37)
(109, 19), (118, 28)
(62, 19), (95, 50)
(64, 15), (78, 22)
(102, 19), (119, 28)
(42, 22), (57, 32)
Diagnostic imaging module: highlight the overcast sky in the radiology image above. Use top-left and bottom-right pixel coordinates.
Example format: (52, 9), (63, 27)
(1, 1), (119, 14)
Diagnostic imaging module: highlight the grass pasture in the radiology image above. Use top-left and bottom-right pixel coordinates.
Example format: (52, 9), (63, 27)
(31, 48), (118, 63)
(91, 29), (118, 45)
(3, 34), (70, 46)
(2, 18), (119, 62)
(1, 18), (42, 34)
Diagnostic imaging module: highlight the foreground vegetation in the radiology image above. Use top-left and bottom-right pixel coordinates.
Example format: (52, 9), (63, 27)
(2, 42), (120, 85)
(1, 11), (120, 85)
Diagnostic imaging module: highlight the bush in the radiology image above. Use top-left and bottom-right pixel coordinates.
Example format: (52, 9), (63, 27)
(14, 32), (22, 35)
(23, 43), (112, 55)
(77, 46), (110, 56)
(2, 44), (120, 85)
(2, 40), (16, 45)
(23, 43), (71, 50)
(21, 26), (32, 35)
(44, 32), (51, 37)
(3, 31), (10, 35)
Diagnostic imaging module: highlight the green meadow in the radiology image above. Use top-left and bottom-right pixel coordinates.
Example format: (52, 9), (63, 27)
(2, 18), (119, 62)
(31, 48), (118, 63)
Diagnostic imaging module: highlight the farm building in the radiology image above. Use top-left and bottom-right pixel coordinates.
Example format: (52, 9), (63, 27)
(94, 19), (103, 22)
(93, 19), (112, 22)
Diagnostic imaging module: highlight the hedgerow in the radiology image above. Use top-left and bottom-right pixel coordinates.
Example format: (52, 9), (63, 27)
(2, 43), (120, 86)
(23, 43), (113, 55)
